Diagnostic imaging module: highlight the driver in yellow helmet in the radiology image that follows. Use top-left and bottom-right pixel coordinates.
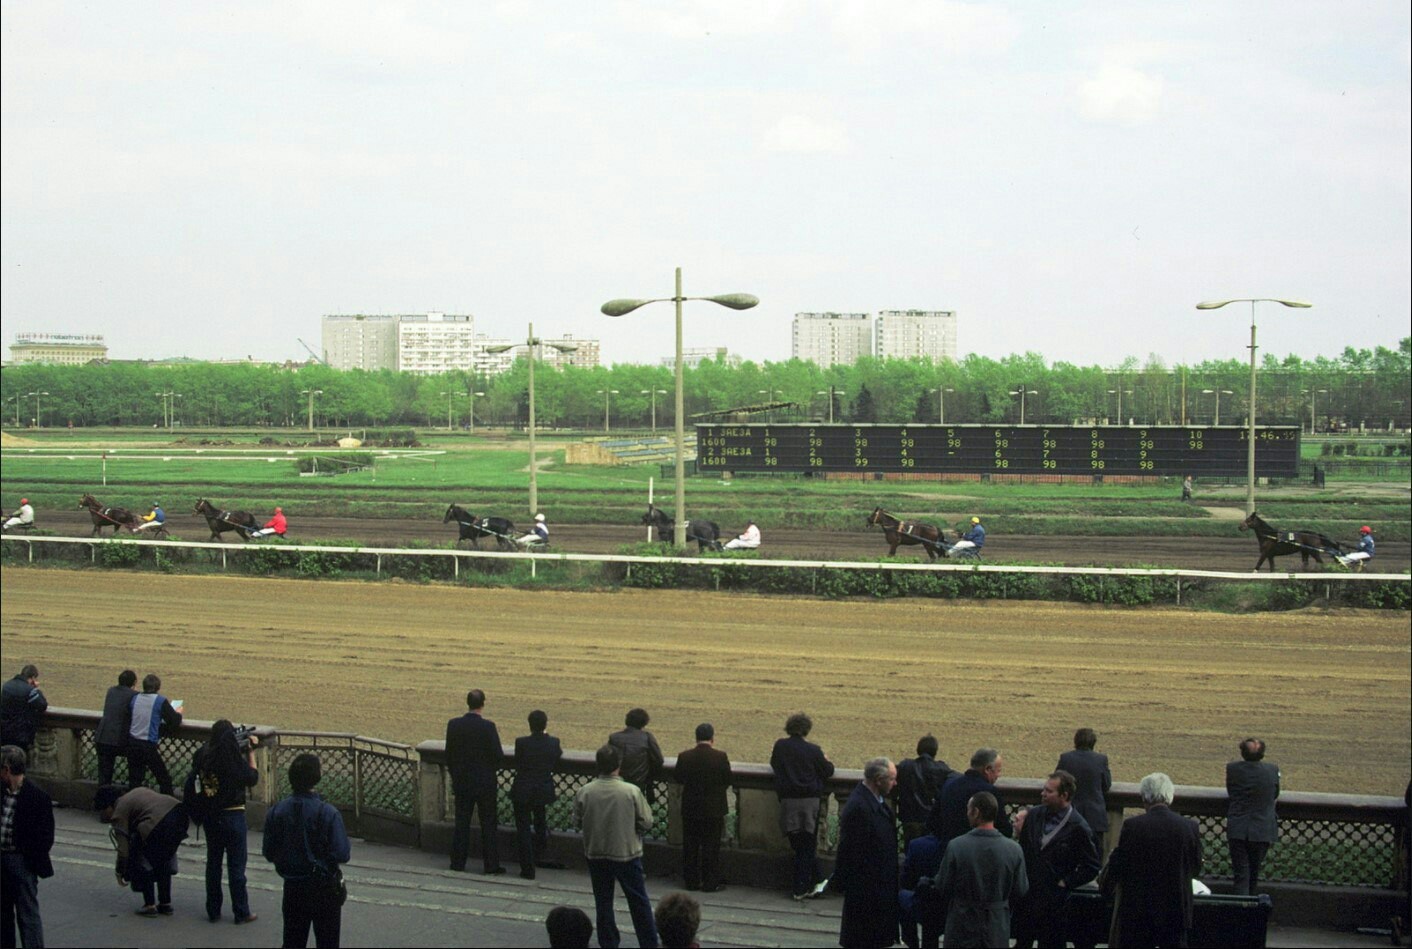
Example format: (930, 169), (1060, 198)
(946, 516), (986, 558)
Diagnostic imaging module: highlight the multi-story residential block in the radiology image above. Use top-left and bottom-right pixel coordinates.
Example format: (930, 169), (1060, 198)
(658, 347), (742, 369)
(396, 313), (478, 374)
(322, 315), (400, 371)
(791, 313), (873, 368)
(8, 333), (108, 365)
(875, 309), (957, 361)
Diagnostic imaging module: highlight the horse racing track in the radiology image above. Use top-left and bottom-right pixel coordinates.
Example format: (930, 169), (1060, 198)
(3, 567), (1408, 797)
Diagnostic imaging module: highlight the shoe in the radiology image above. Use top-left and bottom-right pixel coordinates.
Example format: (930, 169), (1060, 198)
(157, 904), (174, 916)
(135, 906), (159, 918)
(535, 860), (567, 870)
(809, 879), (830, 899)
(792, 891), (811, 902)
(519, 868), (536, 880)
(234, 913), (259, 925)
(484, 866), (507, 876)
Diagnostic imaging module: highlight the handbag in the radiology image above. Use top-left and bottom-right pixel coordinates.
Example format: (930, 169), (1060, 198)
(330, 865), (348, 906)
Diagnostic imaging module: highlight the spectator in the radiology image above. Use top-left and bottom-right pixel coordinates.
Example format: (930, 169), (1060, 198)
(672, 723), (731, 893)
(929, 747), (1011, 844)
(654, 892), (702, 949)
(511, 709), (563, 880)
(95, 670), (137, 789)
(1, 746), (53, 948)
(933, 791), (1028, 948)
(1102, 773), (1202, 948)
(0, 665), (47, 754)
(574, 743), (659, 949)
(1056, 727), (1112, 852)
(191, 720), (260, 923)
(126, 674), (182, 797)
(262, 753), (351, 949)
(609, 708), (665, 805)
(445, 688), (504, 875)
(899, 825), (945, 949)
(894, 734), (953, 844)
(1011, 770), (1102, 949)
(96, 784), (188, 920)
(833, 757), (901, 949)
(1226, 737), (1280, 896)
(769, 712), (834, 900)
(545, 905), (593, 948)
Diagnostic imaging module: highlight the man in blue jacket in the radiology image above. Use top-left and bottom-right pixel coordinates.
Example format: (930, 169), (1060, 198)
(263, 754), (351, 949)
(446, 689), (504, 874)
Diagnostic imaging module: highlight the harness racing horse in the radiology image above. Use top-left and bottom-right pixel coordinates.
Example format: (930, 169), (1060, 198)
(78, 493), (142, 537)
(1239, 511), (1343, 572)
(444, 504), (518, 551)
(641, 503), (723, 552)
(194, 499), (258, 542)
(866, 507), (947, 560)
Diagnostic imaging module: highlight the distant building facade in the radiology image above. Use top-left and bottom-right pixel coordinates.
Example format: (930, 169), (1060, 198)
(322, 314), (598, 375)
(397, 313), (477, 374)
(875, 309), (957, 361)
(660, 347), (743, 369)
(792, 313), (873, 368)
(322, 315), (400, 371)
(9, 333), (108, 365)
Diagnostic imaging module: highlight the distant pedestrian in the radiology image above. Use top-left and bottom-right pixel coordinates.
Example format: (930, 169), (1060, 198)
(511, 709), (563, 879)
(95, 671), (137, 789)
(1226, 738), (1280, 896)
(96, 785), (189, 920)
(191, 720), (260, 923)
(0, 666), (47, 754)
(1, 745), (54, 949)
(769, 712), (834, 900)
(126, 674), (182, 797)
(934, 791), (1028, 948)
(445, 689), (504, 875)
(1181, 475), (1193, 502)
(609, 708), (665, 805)
(1056, 727), (1112, 853)
(574, 744), (659, 949)
(833, 757), (901, 949)
(545, 906), (593, 949)
(673, 723), (731, 893)
(262, 753), (351, 949)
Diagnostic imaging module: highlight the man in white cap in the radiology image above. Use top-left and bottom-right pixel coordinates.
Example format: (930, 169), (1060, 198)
(517, 513), (549, 548)
(2, 499), (34, 532)
(947, 517), (985, 558)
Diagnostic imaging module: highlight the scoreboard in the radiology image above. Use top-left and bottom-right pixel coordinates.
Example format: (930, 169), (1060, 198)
(695, 424), (1300, 477)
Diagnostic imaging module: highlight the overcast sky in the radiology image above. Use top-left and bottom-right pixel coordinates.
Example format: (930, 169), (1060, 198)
(2, 2), (1408, 367)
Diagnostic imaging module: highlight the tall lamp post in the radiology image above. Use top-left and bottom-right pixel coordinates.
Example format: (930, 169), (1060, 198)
(602, 269), (758, 548)
(1008, 388), (1038, 424)
(597, 389), (620, 432)
(440, 390), (464, 430)
(1202, 388), (1233, 426)
(816, 387), (846, 424)
(930, 387), (954, 424)
(758, 387), (782, 423)
(467, 389), (485, 435)
(1107, 387), (1133, 425)
(26, 391), (49, 428)
(486, 324), (577, 516)
(300, 389), (322, 432)
(1305, 387), (1328, 434)
(641, 388), (668, 433)
(1195, 297), (1312, 514)
(155, 391), (182, 431)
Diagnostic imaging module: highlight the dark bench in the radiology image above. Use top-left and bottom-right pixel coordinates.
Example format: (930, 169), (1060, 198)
(1066, 889), (1274, 948)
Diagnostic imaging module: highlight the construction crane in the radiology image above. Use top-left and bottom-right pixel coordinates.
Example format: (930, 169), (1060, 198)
(297, 338), (327, 365)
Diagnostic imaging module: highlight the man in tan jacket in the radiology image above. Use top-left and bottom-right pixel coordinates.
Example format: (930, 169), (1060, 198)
(574, 744), (659, 949)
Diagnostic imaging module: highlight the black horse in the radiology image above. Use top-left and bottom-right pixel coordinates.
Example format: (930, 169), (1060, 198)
(865, 507), (947, 560)
(641, 503), (722, 552)
(78, 493), (142, 537)
(1239, 511), (1342, 572)
(444, 504), (518, 551)
(194, 498), (257, 542)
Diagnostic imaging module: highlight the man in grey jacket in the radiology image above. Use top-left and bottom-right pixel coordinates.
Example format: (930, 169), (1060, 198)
(575, 744), (659, 949)
(934, 791), (1028, 948)
(1226, 737), (1280, 895)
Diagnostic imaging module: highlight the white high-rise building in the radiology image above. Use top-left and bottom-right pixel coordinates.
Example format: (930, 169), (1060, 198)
(875, 310), (957, 362)
(322, 315), (400, 371)
(397, 313), (478, 374)
(791, 313), (873, 368)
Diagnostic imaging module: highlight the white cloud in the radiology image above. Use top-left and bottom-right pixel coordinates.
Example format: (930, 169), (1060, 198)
(1078, 63), (1165, 126)
(761, 113), (851, 154)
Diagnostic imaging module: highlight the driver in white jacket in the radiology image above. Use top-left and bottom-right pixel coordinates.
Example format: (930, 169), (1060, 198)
(723, 521), (761, 550)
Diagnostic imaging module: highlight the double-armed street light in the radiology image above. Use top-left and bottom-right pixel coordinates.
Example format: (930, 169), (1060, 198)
(26, 391), (49, 428)
(930, 387), (954, 425)
(440, 390), (464, 430)
(300, 389), (323, 432)
(1108, 387), (1133, 425)
(155, 391), (182, 431)
(485, 324), (578, 516)
(1009, 388), (1038, 424)
(641, 388), (668, 433)
(758, 388), (783, 423)
(597, 389), (620, 432)
(467, 388), (486, 435)
(817, 386), (846, 424)
(602, 268), (759, 548)
(1195, 297), (1312, 514)
(1202, 388), (1234, 426)
(1305, 388), (1329, 434)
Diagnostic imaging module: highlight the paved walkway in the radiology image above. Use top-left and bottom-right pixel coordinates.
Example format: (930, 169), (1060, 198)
(37, 806), (1391, 948)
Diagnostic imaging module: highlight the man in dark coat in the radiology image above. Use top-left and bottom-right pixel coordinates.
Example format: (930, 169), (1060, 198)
(899, 830), (945, 949)
(832, 757), (900, 949)
(445, 688), (505, 874)
(1225, 737), (1280, 895)
(1103, 772), (1202, 948)
(1056, 727), (1112, 852)
(933, 791), (1028, 948)
(510, 709), (563, 879)
(0, 666), (47, 754)
(95, 670), (138, 789)
(672, 723), (732, 892)
(929, 747), (1011, 844)
(893, 734), (953, 844)
(1011, 770), (1102, 948)
(608, 708), (664, 805)
(1, 745), (54, 949)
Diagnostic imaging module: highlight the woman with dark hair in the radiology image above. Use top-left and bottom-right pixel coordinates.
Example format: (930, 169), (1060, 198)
(770, 712), (835, 900)
(190, 720), (260, 924)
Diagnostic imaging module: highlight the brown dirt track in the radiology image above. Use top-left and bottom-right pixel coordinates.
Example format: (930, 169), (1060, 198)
(3, 568), (1408, 796)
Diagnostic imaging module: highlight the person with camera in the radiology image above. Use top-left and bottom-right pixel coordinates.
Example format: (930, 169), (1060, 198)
(262, 753), (351, 949)
(190, 720), (260, 925)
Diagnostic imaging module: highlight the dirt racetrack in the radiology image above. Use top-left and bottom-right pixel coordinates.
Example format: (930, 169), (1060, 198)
(3, 568), (1408, 796)
(31, 511), (1412, 572)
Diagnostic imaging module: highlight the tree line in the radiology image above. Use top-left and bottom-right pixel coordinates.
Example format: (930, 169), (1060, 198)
(2, 339), (1408, 432)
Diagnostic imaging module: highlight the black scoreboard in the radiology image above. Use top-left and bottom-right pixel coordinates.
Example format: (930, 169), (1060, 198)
(695, 424), (1300, 477)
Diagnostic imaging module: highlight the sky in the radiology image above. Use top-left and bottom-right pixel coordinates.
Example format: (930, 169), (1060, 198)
(2, 1), (1408, 368)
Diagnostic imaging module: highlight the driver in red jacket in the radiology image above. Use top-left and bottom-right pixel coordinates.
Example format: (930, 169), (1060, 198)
(249, 507), (287, 539)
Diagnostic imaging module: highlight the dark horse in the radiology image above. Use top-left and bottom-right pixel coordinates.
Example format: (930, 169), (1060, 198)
(194, 499), (257, 542)
(641, 504), (722, 552)
(444, 504), (518, 551)
(1239, 511), (1342, 572)
(866, 507), (947, 560)
(78, 493), (141, 537)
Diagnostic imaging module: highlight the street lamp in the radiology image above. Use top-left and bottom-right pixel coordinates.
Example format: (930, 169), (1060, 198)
(300, 389), (323, 432)
(602, 268), (759, 548)
(1107, 388), (1133, 425)
(440, 390), (464, 430)
(758, 388), (782, 423)
(1202, 389), (1234, 426)
(641, 389), (668, 433)
(596, 389), (620, 432)
(1305, 388), (1329, 434)
(467, 389), (485, 435)
(816, 387), (846, 424)
(26, 391), (48, 428)
(1008, 388), (1038, 424)
(1195, 297), (1312, 514)
(486, 324), (578, 516)
(155, 391), (181, 431)
(930, 387), (954, 424)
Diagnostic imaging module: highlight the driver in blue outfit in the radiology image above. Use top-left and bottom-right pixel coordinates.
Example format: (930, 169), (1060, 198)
(946, 516), (985, 558)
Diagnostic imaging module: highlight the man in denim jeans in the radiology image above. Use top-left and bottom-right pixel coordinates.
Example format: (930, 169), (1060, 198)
(574, 744), (658, 949)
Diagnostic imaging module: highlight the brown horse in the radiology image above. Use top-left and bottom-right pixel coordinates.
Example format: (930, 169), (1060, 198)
(195, 499), (257, 542)
(78, 493), (141, 537)
(1239, 511), (1342, 572)
(866, 507), (946, 560)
